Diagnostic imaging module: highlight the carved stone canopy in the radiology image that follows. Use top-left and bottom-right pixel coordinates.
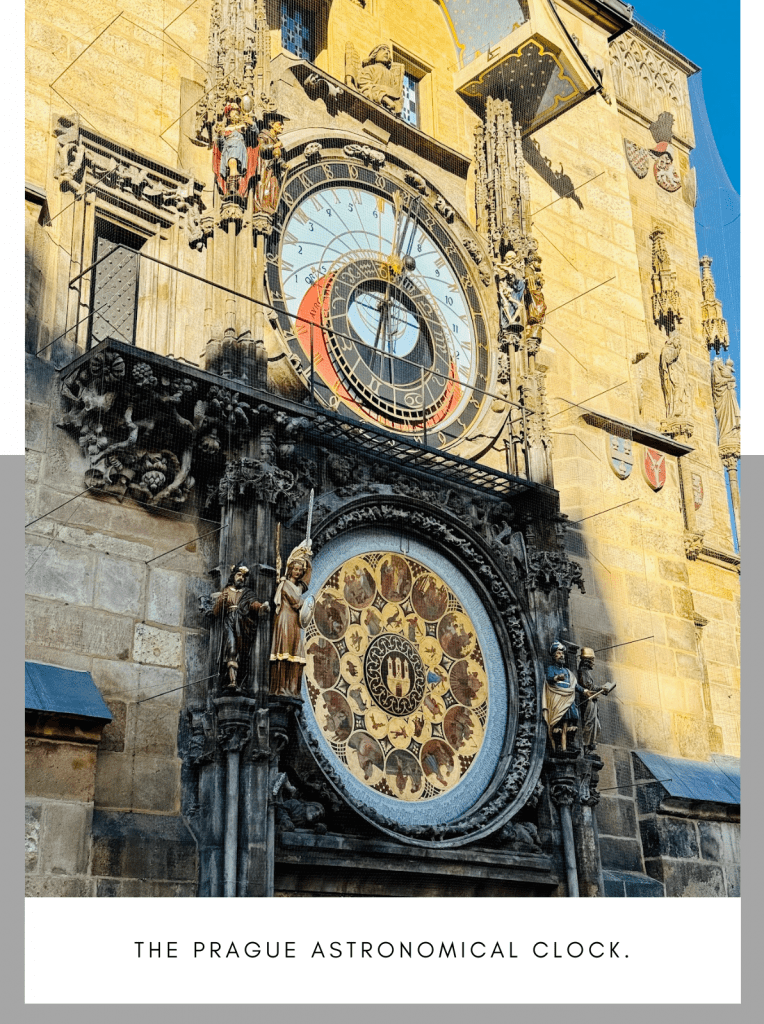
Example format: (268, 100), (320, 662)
(700, 256), (730, 354)
(53, 117), (205, 245)
(453, 2), (605, 134)
(650, 229), (682, 333)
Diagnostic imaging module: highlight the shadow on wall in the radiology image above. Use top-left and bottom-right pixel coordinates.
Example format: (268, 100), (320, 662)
(522, 137), (584, 209)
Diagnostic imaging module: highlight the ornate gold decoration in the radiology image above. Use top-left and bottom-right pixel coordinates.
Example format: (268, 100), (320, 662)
(304, 552), (488, 802)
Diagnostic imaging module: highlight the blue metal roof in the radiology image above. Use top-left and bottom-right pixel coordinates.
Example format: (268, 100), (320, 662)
(25, 661), (112, 721)
(634, 751), (739, 804)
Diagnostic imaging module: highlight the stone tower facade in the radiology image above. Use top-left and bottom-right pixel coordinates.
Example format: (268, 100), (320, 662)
(25, 0), (739, 898)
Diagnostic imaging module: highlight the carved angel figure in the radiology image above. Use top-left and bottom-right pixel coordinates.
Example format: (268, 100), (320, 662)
(270, 543), (313, 697)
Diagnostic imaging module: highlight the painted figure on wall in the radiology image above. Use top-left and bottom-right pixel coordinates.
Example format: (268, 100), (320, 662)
(213, 102), (257, 197)
(210, 563), (270, 691)
(252, 120), (285, 215)
(542, 641), (595, 752)
(270, 542), (313, 697)
(357, 45), (404, 114)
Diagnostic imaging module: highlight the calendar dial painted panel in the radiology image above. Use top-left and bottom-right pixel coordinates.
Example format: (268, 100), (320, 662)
(300, 530), (510, 834)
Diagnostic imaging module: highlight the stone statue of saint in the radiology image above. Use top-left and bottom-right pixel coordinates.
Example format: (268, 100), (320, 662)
(213, 102), (256, 197)
(210, 563), (270, 691)
(659, 334), (690, 421)
(542, 641), (596, 752)
(712, 357), (741, 447)
(577, 648), (616, 753)
(270, 543), (314, 697)
(356, 45), (404, 114)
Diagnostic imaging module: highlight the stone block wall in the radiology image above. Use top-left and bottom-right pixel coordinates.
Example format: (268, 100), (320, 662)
(25, 355), (212, 894)
(639, 814), (739, 897)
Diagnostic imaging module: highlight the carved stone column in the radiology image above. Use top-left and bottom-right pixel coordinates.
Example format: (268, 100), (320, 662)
(214, 696), (256, 897)
(573, 754), (605, 898)
(720, 447), (741, 545)
(549, 756), (580, 897)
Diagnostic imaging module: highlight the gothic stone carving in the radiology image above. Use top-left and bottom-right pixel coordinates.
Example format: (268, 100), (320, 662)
(194, 0), (275, 141)
(610, 32), (692, 142)
(59, 348), (306, 512)
(186, 709), (216, 765)
(498, 820), (542, 852)
(343, 144), (385, 167)
(525, 551), (585, 596)
(684, 530), (705, 561)
(346, 44), (404, 115)
(578, 753), (605, 807)
(53, 117), (204, 244)
(650, 229), (682, 332)
(217, 457), (295, 507)
(700, 256), (730, 353)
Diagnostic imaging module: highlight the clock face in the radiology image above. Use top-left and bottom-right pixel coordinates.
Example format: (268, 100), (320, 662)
(299, 531), (509, 831)
(267, 160), (492, 449)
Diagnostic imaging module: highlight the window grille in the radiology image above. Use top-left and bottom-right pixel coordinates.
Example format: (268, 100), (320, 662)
(401, 71), (419, 126)
(281, 2), (316, 61)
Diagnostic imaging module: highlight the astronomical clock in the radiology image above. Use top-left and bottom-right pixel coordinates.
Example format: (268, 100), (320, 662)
(266, 148), (502, 456)
(258, 141), (546, 847)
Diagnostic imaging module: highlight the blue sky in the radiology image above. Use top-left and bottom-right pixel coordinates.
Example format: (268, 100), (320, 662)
(631, 1), (740, 192)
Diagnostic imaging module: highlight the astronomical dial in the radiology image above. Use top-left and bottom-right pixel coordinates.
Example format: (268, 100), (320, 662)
(267, 160), (493, 449)
(298, 530), (511, 836)
(304, 549), (490, 804)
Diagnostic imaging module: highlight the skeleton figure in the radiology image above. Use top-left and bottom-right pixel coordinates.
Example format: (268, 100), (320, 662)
(577, 648), (615, 753)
